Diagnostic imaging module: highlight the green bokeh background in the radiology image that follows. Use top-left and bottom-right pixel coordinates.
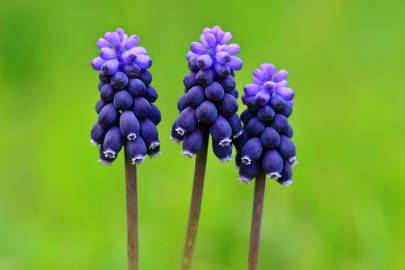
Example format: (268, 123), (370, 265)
(0, 0), (404, 269)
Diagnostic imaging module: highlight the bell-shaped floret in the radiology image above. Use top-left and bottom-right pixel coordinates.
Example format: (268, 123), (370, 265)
(240, 137), (263, 165)
(126, 137), (147, 164)
(119, 111), (140, 140)
(102, 126), (123, 159)
(182, 128), (205, 157)
(209, 115), (232, 147)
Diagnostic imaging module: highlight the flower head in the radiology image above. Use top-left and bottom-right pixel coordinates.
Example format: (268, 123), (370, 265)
(90, 28), (160, 165)
(235, 64), (297, 186)
(172, 26), (243, 161)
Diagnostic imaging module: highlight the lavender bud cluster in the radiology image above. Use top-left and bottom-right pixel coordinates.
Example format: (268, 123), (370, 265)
(172, 26), (243, 161)
(235, 64), (296, 186)
(90, 28), (161, 165)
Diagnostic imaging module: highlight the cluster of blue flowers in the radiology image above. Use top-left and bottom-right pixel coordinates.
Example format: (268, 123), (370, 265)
(171, 26), (243, 161)
(235, 64), (296, 185)
(90, 28), (161, 165)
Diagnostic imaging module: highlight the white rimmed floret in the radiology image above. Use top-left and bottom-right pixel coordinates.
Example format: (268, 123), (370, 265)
(149, 141), (160, 150)
(219, 137), (232, 147)
(175, 127), (186, 136)
(182, 150), (195, 158)
(127, 133), (137, 141)
(289, 156), (298, 166)
(267, 172), (281, 179)
(131, 155), (145, 165)
(281, 179), (293, 187)
(241, 155), (252, 165)
(103, 149), (116, 159)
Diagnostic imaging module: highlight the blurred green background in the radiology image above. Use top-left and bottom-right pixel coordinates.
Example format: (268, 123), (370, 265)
(1, 0), (404, 269)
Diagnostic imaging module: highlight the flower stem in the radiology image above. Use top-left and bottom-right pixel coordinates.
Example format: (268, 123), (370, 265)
(248, 170), (266, 270)
(181, 130), (209, 270)
(124, 152), (138, 270)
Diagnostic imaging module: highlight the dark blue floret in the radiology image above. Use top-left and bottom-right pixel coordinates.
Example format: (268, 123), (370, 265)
(140, 119), (160, 150)
(95, 99), (105, 113)
(111, 72), (128, 90)
(91, 123), (106, 145)
(149, 104), (161, 125)
(103, 126), (123, 159)
(262, 150), (283, 179)
(184, 72), (197, 89)
(196, 69), (214, 85)
(113, 90), (133, 111)
(218, 94), (238, 116)
(126, 137), (147, 164)
(175, 107), (198, 134)
(100, 84), (115, 103)
(182, 128), (204, 157)
(241, 137), (263, 165)
(132, 97), (151, 119)
(123, 64), (141, 78)
(128, 79), (147, 97)
(196, 101), (218, 124)
(185, 86), (205, 106)
(205, 82), (224, 102)
(119, 111), (140, 140)
(239, 161), (260, 183)
(98, 104), (118, 129)
(246, 117), (265, 136)
(209, 115), (232, 146)
(226, 113), (243, 139)
(140, 70), (152, 85)
(177, 95), (187, 112)
(220, 75), (236, 92)
(257, 105), (275, 123)
(212, 141), (232, 162)
(145, 87), (158, 103)
(260, 127), (280, 149)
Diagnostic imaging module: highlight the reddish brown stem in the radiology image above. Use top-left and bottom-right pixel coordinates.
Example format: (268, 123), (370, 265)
(125, 152), (138, 270)
(181, 131), (209, 270)
(248, 171), (266, 270)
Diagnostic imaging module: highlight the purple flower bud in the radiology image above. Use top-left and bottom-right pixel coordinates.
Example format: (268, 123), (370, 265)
(185, 86), (205, 107)
(209, 115), (232, 146)
(260, 127), (280, 149)
(196, 69), (214, 85)
(125, 34), (140, 50)
(278, 135), (296, 165)
(196, 100), (218, 124)
(281, 103), (293, 117)
(92, 57), (105, 70)
(100, 84), (115, 103)
(182, 128), (204, 157)
(255, 91), (271, 106)
(140, 70), (152, 86)
(149, 104), (161, 125)
(226, 113), (243, 138)
(276, 87), (295, 101)
(246, 117), (265, 136)
(188, 57), (199, 72)
(231, 89), (238, 99)
(244, 83), (261, 96)
(183, 72), (197, 89)
(205, 82), (224, 102)
(145, 86), (158, 103)
(95, 99), (105, 114)
(135, 54), (152, 69)
(212, 140), (232, 162)
(128, 79), (147, 97)
(257, 105), (275, 122)
(126, 137), (147, 164)
(98, 104), (118, 129)
(196, 54), (213, 70)
(239, 161), (260, 184)
(91, 123), (106, 145)
(285, 125), (294, 138)
(219, 76), (236, 92)
(97, 38), (112, 49)
(214, 63), (230, 78)
(99, 47), (117, 60)
(262, 150), (283, 179)
(103, 126), (123, 159)
(104, 32), (120, 47)
(123, 64), (141, 78)
(218, 93), (238, 116)
(101, 59), (119, 75)
(113, 90), (133, 111)
(228, 56), (243, 70)
(119, 111), (140, 140)
(241, 137), (263, 165)
(171, 122), (184, 143)
(190, 42), (208, 54)
(270, 94), (285, 112)
(99, 71), (111, 83)
(240, 110), (254, 125)
(177, 95), (187, 112)
(110, 72), (129, 90)
(140, 119), (159, 150)
(98, 81), (105, 91)
(132, 97), (151, 119)
(215, 51), (231, 64)
(277, 160), (293, 186)
(175, 107), (197, 135)
(223, 44), (240, 54)
(273, 69), (288, 82)
(271, 114), (289, 134)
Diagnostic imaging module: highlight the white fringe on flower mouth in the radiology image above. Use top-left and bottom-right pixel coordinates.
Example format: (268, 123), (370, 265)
(239, 177), (251, 184)
(289, 156), (298, 166)
(149, 141), (160, 149)
(127, 133), (137, 141)
(90, 139), (99, 146)
(98, 159), (112, 166)
(267, 172), (281, 180)
(220, 155), (232, 163)
(219, 138), (232, 147)
(131, 155), (145, 165)
(182, 150), (195, 158)
(170, 136), (180, 144)
(103, 149), (116, 159)
(175, 127), (185, 136)
(241, 155), (252, 165)
(232, 130), (243, 139)
(281, 179), (293, 187)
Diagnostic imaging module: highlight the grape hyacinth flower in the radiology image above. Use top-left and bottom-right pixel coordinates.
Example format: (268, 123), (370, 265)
(172, 26), (243, 270)
(90, 28), (161, 270)
(235, 64), (297, 270)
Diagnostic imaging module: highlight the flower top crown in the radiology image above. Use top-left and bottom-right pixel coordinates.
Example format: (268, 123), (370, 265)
(186, 26), (242, 73)
(242, 64), (294, 107)
(91, 28), (152, 74)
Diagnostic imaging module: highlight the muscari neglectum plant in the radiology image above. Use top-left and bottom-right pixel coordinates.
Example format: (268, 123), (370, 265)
(90, 28), (161, 270)
(171, 26), (243, 270)
(234, 63), (296, 270)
